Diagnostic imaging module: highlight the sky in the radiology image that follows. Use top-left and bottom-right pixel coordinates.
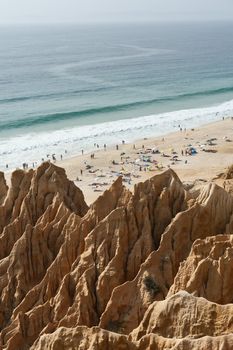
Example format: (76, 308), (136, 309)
(0, 0), (233, 24)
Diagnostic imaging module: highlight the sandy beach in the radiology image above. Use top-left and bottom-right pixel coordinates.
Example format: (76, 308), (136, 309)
(4, 117), (232, 205)
(48, 117), (233, 204)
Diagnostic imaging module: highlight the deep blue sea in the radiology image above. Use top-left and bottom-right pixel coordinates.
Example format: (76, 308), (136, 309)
(0, 22), (233, 170)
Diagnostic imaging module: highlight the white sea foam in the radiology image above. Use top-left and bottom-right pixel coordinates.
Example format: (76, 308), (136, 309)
(1, 99), (233, 171)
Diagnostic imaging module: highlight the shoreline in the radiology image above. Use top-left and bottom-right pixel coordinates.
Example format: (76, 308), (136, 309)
(1, 97), (232, 172)
(4, 116), (233, 205)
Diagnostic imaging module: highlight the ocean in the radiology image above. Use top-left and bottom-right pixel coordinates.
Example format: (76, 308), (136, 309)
(0, 22), (233, 170)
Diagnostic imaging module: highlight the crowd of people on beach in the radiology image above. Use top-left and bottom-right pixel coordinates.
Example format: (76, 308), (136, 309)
(4, 125), (196, 183)
(4, 118), (232, 198)
(73, 120), (232, 193)
(73, 128), (196, 192)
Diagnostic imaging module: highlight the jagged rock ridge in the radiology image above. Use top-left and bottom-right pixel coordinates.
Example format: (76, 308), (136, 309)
(0, 162), (233, 350)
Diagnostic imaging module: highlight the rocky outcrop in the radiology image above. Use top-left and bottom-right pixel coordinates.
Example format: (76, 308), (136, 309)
(0, 163), (233, 349)
(214, 164), (233, 195)
(0, 163), (88, 347)
(0, 171), (8, 205)
(0, 163), (88, 258)
(99, 182), (233, 334)
(131, 292), (233, 340)
(217, 164), (233, 180)
(168, 235), (233, 303)
(32, 326), (233, 350)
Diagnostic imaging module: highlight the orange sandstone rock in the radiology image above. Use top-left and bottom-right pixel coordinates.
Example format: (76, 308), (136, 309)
(0, 164), (233, 350)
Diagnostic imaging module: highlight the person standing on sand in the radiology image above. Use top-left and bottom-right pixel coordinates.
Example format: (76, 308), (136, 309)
(80, 169), (83, 175)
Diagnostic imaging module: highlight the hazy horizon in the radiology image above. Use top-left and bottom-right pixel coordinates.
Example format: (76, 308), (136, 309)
(1, 0), (233, 25)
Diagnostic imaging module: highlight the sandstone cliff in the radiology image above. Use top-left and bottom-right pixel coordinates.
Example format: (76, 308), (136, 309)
(0, 162), (233, 350)
(168, 235), (233, 303)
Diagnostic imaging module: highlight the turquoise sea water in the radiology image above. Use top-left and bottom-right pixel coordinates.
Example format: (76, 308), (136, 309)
(0, 22), (233, 169)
